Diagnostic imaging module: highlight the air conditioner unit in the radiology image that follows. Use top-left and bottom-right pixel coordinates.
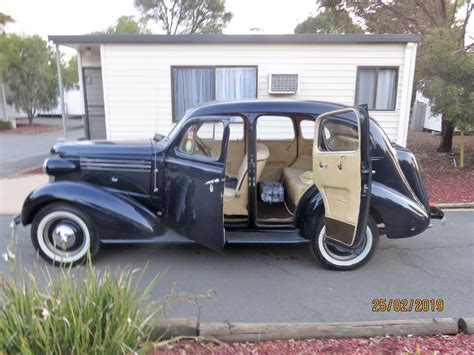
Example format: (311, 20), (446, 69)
(268, 73), (299, 94)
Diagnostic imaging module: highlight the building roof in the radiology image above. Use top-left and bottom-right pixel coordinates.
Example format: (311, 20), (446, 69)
(48, 33), (421, 46)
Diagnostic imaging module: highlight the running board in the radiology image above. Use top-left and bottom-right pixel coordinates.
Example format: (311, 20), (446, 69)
(226, 231), (309, 244)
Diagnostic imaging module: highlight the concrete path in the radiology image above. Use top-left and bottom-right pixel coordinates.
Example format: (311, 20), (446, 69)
(0, 175), (48, 214)
(1, 199), (472, 323)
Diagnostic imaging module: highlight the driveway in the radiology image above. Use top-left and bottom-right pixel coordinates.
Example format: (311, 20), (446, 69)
(0, 120), (83, 177)
(1, 211), (473, 323)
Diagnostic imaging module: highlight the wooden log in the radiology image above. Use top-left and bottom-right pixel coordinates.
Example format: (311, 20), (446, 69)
(150, 317), (199, 340)
(199, 318), (458, 343)
(458, 318), (474, 334)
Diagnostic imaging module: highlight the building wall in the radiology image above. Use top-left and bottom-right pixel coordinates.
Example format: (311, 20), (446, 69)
(100, 42), (416, 145)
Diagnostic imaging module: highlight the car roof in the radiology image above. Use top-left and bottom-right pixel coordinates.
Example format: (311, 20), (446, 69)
(186, 99), (350, 119)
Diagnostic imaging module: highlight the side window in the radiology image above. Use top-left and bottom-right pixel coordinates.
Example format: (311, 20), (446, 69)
(257, 115), (295, 140)
(318, 118), (359, 152)
(300, 120), (315, 140)
(179, 121), (224, 160)
(229, 116), (245, 141)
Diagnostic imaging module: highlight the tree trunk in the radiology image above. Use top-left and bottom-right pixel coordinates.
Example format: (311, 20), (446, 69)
(437, 119), (454, 152)
(28, 115), (33, 125)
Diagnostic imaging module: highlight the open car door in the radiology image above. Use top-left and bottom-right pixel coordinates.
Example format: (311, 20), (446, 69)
(165, 117), (230, 251)
(312, 107), (372, 251)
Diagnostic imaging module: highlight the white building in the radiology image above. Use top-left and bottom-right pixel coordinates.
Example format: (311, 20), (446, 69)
(49, 34), (419, 145)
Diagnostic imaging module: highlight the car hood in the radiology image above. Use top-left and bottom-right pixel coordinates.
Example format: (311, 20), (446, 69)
(51, 139), (154, 158)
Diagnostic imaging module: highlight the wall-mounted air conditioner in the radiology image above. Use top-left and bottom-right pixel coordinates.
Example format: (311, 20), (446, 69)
(268, 73), (299, 94)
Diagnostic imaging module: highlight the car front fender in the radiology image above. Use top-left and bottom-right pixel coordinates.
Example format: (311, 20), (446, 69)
(21, 181), (164, 240)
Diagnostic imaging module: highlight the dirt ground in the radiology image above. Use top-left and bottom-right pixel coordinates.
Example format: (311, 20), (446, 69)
(406, 131), (474, 203)
(152, 334), (474, 354)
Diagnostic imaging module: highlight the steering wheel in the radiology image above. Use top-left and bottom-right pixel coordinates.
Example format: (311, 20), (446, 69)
(195, 136), (212, 157)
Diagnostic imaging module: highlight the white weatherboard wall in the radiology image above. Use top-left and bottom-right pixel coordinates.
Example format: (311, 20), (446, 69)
(100, 42), (415, 145)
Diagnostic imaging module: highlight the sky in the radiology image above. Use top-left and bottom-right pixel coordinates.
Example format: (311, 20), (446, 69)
(2, 0), (317, 38)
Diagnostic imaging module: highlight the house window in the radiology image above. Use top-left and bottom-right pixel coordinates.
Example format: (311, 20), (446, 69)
(172, 66), (257, 121)
(355, 67), (398, 110)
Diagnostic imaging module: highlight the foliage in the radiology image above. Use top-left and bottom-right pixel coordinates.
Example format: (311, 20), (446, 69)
(0, 34), (57, 124)
(0, 120), (12, 130)
(295, 4), (363, 34)
(417, 28), (474, 132)
(95, 15), (150, 34)
(61, 56), (79, 90)
(134, 0), (233, 34)
(0, 12), (14, 34)
(0, 251), (162, 353)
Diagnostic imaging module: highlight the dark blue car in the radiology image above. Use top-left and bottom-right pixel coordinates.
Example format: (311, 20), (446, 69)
(16, 100), (444, 270)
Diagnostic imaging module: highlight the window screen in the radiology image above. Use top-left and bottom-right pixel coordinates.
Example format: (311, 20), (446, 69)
(355, 67), (397, 110)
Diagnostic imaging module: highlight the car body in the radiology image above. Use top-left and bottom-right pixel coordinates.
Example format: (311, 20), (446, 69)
(16, 100), (444, 269)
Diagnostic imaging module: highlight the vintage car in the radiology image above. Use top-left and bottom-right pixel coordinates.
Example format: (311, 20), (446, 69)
(15, 100), (444, 270)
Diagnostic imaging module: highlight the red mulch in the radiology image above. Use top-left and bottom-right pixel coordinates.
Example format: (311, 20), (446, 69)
(20, 166), (44, 176)
(152, 334), (474, 354)
(5, 123), (61, 134)
(407, 131), (474, 204)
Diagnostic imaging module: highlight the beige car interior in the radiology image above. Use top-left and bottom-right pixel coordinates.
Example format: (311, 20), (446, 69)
(312, 111), (361, 246)
(197, 114), (360, 224)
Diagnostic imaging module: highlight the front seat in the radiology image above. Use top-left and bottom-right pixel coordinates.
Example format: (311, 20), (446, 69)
(224, 143), (270, 216)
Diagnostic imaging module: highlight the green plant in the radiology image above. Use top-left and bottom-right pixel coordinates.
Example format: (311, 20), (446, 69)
(0, 239), (162, 353)
(0, 120), (11, 130)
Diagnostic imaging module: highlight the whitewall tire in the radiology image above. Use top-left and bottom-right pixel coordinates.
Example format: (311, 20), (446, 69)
(310, 216), (379, 270)
(31, 202), (99, 266)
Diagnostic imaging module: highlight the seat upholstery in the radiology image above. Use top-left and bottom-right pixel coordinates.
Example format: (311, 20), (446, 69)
(224, 143), (270, 216)
(282, 155), (313, 205)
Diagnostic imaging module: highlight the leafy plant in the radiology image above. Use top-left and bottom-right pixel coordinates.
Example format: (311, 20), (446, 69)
(0, 120), (11, 130)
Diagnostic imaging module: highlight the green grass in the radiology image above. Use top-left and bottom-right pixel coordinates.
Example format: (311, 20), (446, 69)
(0, 239), (162, 354)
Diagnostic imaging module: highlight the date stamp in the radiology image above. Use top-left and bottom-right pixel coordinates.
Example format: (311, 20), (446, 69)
(372, 299), (444, 312)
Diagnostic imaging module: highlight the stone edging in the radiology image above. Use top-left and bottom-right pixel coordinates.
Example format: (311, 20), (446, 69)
(436, 202), (474, 209)
(151, 317), (473, 342)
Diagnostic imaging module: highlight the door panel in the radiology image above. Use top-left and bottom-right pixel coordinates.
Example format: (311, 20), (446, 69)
(313, 107), (371, 250)
(83, 68), (106, 139)
(166, 119), (229, 251)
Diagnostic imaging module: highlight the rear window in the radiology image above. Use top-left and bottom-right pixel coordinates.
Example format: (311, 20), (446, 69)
(257, 116), (295, 140)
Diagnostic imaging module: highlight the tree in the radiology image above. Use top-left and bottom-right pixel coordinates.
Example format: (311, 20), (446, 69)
(417, 28), (473, 161)
(95, 15), (150, 34)
(134, 0), (233, 35)
(297, 0), (472, 152)
(0, 12), (14, 34)
(1, 35), (57, 124)
(295, 3), (363, 34)
(62, 56), (79, 90)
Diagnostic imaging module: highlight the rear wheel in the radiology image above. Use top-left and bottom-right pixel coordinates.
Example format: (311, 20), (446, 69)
(31, 202), (99, 266)
(310, 216), (379, 270)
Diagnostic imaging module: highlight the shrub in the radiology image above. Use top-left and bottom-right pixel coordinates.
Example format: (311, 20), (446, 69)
(0, 120), (11, 130)
(0, 252), (162, 354)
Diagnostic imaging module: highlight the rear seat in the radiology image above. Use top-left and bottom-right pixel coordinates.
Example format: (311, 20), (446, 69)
(282, 155), (313, 205)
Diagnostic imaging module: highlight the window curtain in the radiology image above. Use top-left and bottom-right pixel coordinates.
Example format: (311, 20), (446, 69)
(375, 69), (397, 110)
(215, 67), (257, 100)
(355, 68), (376, 109)
(173, 68), (212, 121)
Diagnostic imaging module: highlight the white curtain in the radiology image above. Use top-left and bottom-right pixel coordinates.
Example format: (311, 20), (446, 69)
(215, 67), (257, 100)
(173, 68), (213, 121)
(355, 68), (376, 109)
(375, 69), (397, 110)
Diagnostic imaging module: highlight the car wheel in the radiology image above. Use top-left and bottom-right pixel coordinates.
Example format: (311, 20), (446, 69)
(310, 216), (379, 270)
(31, 202), (99, 266)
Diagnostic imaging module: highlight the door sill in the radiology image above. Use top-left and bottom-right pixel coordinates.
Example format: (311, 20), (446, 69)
(226, 231), (309, 244)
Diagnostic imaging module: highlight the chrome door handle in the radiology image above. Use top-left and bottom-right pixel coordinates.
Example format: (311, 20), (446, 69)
(204, 178), (221, 185)
(319, 162), (328, 168)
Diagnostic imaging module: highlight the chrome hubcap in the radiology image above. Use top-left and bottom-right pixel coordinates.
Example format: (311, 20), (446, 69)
(52, 224), (76, 249)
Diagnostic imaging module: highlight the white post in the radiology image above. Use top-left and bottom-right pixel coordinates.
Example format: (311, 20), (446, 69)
(55, 44), (68, 138)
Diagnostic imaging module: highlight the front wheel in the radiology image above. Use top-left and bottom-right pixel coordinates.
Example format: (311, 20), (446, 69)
(310, 216), (379, 270)
(31, 202), (100, 266)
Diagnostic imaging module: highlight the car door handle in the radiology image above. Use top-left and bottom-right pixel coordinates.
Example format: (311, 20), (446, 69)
(204, 178), (221, 185)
